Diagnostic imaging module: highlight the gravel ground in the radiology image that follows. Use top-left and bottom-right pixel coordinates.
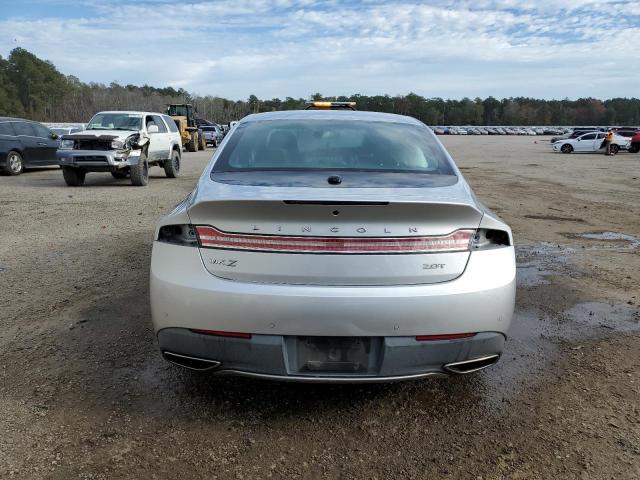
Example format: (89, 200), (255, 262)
(0, 136), (639, 479)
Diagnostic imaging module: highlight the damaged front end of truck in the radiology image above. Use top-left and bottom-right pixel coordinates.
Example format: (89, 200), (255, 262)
(57, 130), (150, 172)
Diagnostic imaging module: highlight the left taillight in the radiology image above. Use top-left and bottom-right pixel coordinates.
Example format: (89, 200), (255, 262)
(157, 224), (198, 246)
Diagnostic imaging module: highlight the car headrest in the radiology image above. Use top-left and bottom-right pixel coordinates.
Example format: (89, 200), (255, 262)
(267, 130), (298, 151)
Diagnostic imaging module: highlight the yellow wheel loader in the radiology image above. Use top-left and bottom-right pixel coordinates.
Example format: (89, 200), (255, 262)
(167, 104), (206, 152)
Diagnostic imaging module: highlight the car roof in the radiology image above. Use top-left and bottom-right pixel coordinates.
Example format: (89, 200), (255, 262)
(240, 110), (425, 126)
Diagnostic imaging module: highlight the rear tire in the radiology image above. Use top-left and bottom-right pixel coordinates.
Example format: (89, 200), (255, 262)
(130, 152), (149, 186)
(111, 170), (128, 179)
(187, 133), (197, 152)
(560, 144), (573, 154)
(4, 151), (24, 175)
(62, 167), (86, 186)
(198, 131), (206, 150)
(628, 145), (639, 154)
(609, 144), (619, 155)
(164, 150), (180, 178)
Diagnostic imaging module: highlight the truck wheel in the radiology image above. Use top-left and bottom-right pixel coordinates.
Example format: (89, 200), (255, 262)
(629, 145), (639, 154)
(130, 153), (149, 186)
(3, 150), (24, 175)
(187, 133), (197, 152)
(62, 167), (86, 186)
(164, 150), (181, 178)
(198, 131), (206, 150)
(111, 170), (128, 179)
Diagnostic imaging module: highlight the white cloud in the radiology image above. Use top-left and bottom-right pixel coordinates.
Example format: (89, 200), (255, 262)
(0, 0), (638, 99)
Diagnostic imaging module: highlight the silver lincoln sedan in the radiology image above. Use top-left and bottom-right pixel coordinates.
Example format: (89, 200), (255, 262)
(150, 105), (515, 382)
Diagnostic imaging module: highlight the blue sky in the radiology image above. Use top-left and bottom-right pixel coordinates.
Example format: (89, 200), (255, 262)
(0, 0), (638, 100)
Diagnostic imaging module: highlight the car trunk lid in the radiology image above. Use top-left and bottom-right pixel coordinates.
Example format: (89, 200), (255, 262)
(189, 197), (482, 286)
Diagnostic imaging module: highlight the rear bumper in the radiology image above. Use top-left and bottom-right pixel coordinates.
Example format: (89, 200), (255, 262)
(150, 242), (515, 336)
(158, 328), (505, 381)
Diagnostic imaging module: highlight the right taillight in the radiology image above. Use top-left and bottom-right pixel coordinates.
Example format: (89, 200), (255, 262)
(472, 229), (511, 249)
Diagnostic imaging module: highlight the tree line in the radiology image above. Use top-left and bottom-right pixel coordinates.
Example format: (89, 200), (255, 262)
(1, 47), (639, 126)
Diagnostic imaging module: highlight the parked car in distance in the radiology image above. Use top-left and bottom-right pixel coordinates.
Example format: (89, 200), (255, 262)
(201, 125), (223, 147)
(57, 111), (182, 186)
(51, 126), (84, 137)
(552, 131), (629, 154)
(50, 126), (84, 146)
(550, 127), (603, 144)
(150, 108), (516, 382)
(0, 117), (60, 175)
(613, 128), (639, 138)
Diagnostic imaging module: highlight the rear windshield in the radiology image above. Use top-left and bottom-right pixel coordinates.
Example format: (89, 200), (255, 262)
(212, 119), (456, 175)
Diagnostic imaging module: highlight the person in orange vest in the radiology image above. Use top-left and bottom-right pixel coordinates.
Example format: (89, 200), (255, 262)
(603, 130), (614, 155)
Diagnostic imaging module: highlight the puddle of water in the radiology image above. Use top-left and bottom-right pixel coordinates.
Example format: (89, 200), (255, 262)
(482, 301), (640, 404)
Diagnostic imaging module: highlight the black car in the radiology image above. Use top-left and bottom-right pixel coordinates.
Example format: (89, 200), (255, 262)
(0, 117), (59, 175)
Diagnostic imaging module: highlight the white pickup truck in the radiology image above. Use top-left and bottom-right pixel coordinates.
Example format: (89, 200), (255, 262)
(57, 111), (182, 186)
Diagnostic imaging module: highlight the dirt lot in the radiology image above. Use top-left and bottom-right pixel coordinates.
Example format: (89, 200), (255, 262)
(1, 136), (639, 479)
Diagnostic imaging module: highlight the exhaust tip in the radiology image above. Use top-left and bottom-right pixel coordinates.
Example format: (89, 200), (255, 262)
(163, 351), (221, 371)
(444, 354), (500, 374)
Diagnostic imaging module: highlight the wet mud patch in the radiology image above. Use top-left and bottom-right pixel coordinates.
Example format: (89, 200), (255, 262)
(566, 302), (640, 333)
(516, 242), (577, 288)
(516, 264), (552, 287)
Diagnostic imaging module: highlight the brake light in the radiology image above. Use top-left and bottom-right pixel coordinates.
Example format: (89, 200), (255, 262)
(195, 226), (475, 254)
(190, 329), (252, 339)
(416, 333), (476, 341)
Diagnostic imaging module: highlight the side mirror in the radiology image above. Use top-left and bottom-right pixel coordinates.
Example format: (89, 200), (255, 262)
(50, 133), (59, 140)
(147, 124), (159, 134)
(577, 138), (581, 141)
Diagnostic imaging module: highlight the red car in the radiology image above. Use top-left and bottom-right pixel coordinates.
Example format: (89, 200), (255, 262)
(629, 131), (640, 153)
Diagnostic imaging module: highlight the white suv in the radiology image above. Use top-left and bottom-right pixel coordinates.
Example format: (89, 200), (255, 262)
(57, 111), (182, 186)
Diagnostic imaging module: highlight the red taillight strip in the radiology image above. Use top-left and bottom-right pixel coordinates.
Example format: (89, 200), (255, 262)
(195, 226), (475, 254)
(190, 329), (252, 339)
(416, 333), (476, 341)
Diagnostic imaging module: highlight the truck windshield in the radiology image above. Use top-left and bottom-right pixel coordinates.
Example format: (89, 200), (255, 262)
(213, 119), (456, 175)
(87, 113), (142, 131)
